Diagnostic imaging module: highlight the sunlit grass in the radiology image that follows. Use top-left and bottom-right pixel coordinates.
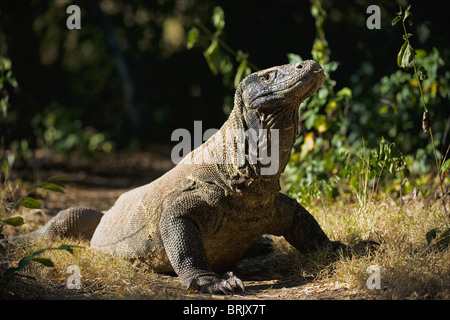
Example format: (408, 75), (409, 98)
(274, 196), (450, 299)
(1, 238), (185, 299)
(1, 194), (448, 299)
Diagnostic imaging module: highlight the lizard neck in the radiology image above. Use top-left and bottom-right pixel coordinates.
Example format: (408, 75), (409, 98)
(259, 104), (299, 175)
(214, 98), (299, 192)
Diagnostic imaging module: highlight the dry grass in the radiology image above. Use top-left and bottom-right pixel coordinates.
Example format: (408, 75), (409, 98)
(1, 238), (185, 299)
(274, 196), (450, 299)
(1, 196), (449, 300)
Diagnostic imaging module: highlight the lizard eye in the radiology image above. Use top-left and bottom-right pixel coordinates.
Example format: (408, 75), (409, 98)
(261, 72), (275, 83)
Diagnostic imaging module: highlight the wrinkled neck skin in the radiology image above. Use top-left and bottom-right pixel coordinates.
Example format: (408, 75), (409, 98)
(221, 87), (300, 185)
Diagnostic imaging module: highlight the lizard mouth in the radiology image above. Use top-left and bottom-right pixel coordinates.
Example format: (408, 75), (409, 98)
(295, 68), (326, 99)
(277, 68), (325, 97)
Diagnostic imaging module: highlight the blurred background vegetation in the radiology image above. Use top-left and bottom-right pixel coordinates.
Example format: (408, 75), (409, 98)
(0, 0), (448, 202)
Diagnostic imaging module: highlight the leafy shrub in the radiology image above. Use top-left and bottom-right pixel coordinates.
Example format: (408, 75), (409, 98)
(284, 3), (449, 208)
(31, 102), (114, 157)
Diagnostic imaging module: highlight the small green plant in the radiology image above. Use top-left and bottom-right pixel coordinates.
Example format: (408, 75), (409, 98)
(283, 0), (355, 205)
(187, 6), (258, 114)
(342, 139), (410, 209)
(0, 55), (18, 118)
(392, 5), (449, 248)
(0, 171), (74, 235)
(187, 6), (258, 85)
(2, 244), (76, 279)
(392, 5), (448, 213)
(31, 103), (114, 157)
(426, 226), (450, 251)
(1, 154), (77, 282)
(0, 56), (81, 289)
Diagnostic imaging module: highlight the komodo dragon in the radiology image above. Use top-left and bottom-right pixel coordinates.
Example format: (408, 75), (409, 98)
(2, 60), (345, 294)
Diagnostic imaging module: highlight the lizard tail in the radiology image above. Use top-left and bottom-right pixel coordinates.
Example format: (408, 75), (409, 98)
(36, 207), (104, 241)
(1, 207), (103, 249)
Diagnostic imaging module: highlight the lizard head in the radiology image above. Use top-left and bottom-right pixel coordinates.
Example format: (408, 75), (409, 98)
(237, 60), (325, 113)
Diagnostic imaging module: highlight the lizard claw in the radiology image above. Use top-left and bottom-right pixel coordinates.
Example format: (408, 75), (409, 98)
(186, 277), (201, 294)
(220, 279), (233, 293)
(223, 271), (245, 293)
(185, 272), (245, 295)
(216, 282), (232, 295)
(186, 278), (233, 295)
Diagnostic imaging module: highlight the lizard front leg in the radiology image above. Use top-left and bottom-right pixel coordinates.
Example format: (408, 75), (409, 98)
(276, 193), (346, 254)
(159, 199), (244, 295)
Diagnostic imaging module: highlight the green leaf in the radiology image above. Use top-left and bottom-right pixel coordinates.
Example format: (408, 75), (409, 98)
(212, 6), (225, 32)
(337, 87), (352, 99)
(27, 184), (41, 192)
(313, 114), (327, 132)
(29, 182), (65, 193)
(186, 27), (199, 50)
(236, 50), (248, 63)
(7, 76), (17, 88)
(0, 99), (7, 117)
(57, 244), (75, 254)
(31, 257), (54, 267)
(397, 42), (416, 68)
(437, 227), (450, 248)
(3, 267), (18, 279)
(47, 174), (75, 186)
(397, 42), (407, 68)
(218, 55), (233, 75)
(402, 33), (413, 41)
(391, 15), (401, 26)
(379, 105), (389, 114)
(1, 245), (77, 279)
(350, 175), (359, 192)
(30, 248), (48, 257)
(203, 39), (221, 75)
(441, 159), (450, 172)
(403, 5), (412, 23)
(287, 53), (303, 63)
(17, 256), (33, 271)
(18, 197), (41, 209)
(4, 216), (24, 227)
(324, 61), (339, 73)
(0, 55), (12, 71)
(47, 174), (75, 181)
(234, 59), (250, 88)
(417, 65), (429, 80)
(426, 228), (437, 244)
(39, 183), (65, 193)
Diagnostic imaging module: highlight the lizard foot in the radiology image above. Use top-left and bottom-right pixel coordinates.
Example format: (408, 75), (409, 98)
(330, 240), (347, 253)
(186, 271), (245, 295)
(330, 240), (380, 257)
